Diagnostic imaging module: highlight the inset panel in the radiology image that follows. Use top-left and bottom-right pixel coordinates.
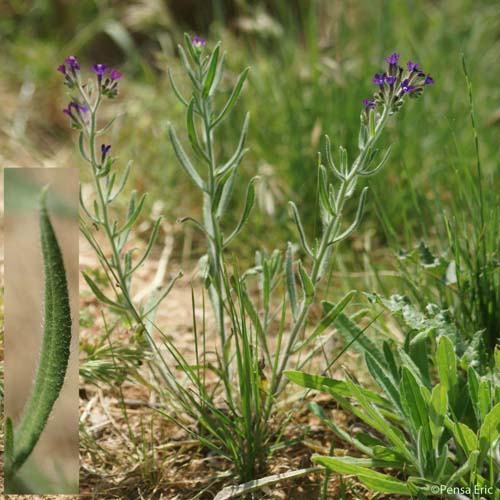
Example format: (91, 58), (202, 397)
(4, 168), (79, 494)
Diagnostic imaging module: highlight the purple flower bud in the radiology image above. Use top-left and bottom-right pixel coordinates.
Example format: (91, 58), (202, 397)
(65, 56), (80, 70)
(386, 75), (397, 86)
(401, 78), (416, 94)
(109, 68), (123, 81)
(384, 52), (400, 66)
(424, 74), (434, 85)
(363, 99), (376, 110)
(192, 35), (207, 48)
(69, 102), (88, 113)
(101, 144), (111, 162)
(372, 73), (386, 86)
(57, 64), (66, 75)
(92, 64), (108, 77)
(407, 60), (419, 72)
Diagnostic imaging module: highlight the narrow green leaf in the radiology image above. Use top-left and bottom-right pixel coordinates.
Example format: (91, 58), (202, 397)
(335, 313), (385, 367)
(289, 201), (313, 258)
(116, 192), (146, 236)
(297, 260), (315, 301)
(187, 99), (210, 163)
(223, 177), (258, 246)
(294, 292), (355, 353)
(215, 113), (250, 177)
(358, 145), (393, 177)
(331, 187), (368, 245)
(213, 67), (250, 127)
(202, 42), (220, 97)
(324, 135), (344, 180)
(285, 243), (298, 320)
(127, 217), (162, 276)
(312, 456), (411, 494)
(82, 271), (126, 310)
(169, 124), (206, 191)
(10, 189), (73, 475)
(167, 68), (189, 107)
(318, 164), (334, 215)
(108, 160), (132, 203)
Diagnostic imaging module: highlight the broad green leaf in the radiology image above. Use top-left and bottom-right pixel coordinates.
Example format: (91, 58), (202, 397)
(429, 384), (448, 447)
(478, 379), (492, 419)
(436, 336), (458, 397)
(479, 402), (500, 461)
(365, 352), (402, 414)
(452, 422), (478, 455)
(400, 367), (432, 455)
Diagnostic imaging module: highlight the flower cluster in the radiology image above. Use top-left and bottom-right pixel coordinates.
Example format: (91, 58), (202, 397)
(363, 52), (434, 115)
(58, 56), (123, 127)
(192, 35), (207, 49)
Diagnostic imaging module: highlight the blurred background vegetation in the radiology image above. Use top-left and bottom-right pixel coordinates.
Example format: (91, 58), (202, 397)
(1, 0), (499, 289)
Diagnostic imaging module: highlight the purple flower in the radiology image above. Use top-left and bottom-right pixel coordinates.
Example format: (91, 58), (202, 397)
(386, 75), (397, 86)
(65, 56), (80, 70)
(63, 101), (88, 117)
(363, 99), (376, 110)
(384, 52), (399, 66)
(92, 64), (108, 77)
(57, 64), (66, 75)
(401, 78), (416, 94)
(109, 68), (123, 81)
(407, 60), (419, 72)
(424, 74), (434, 85)
(192, 35), (207, 47)
(101, 144), (111, 162)
(372, 73), (386, 86)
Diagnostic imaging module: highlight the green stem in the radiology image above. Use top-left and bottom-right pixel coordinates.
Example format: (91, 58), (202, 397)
(269, 107), (389, 400)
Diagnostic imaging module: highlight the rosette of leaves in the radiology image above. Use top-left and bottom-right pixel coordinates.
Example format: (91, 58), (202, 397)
(286, 333), (500, 497)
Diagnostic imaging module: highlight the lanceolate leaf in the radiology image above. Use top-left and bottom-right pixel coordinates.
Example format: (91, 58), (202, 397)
(312, 456), (411, 495)
(478, 402), (500, 462)
(168, 124), (206, 191)
(223, 177), (258, 246)
(294, 292), (355, 353)
(285, 243), (298, 320)
(202, 42), (221, 98)
(400, 367), (432, 455)
(335, 312), (386, 367)
(213, 67), (250, 127)
(8, 188), (73, 476)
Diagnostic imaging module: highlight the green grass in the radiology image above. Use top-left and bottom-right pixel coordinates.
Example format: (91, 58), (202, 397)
(2, 0), (499, 262)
